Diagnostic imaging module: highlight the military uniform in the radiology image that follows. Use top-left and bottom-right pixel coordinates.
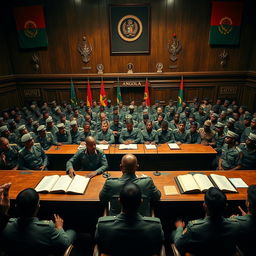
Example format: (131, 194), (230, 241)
(78, 130), (96, 143)
(198, 128), (216, 144)
(187, 131), (201, 144)
(95, 129), (115, 144)
(153, 121), (166, 131)
(36, 132), (57, 150)
(66, 148), (108, 174)
(172, 216), (240, 256)
(141, 130), (159, 144)
(119, 128), (141, 144)
(194, 112), (207, 127)
(1, 217), (76, 256)
(0, 144), (19, 169)
(99, 173), (161, 216)
(70, 129), (81, 144)
(241, 127), (256, 143)
(95, 213), (164, 256)
(157, 129), (174, 143)
(239, 143), (256, 169)
(220, 144), (242, 170)
(169, 120), (179, 130)
(17, 132), (36, 148)
(214, 132), (226, 154)
(55, 131), (72, 144)
(57, 120), (71, 130)
(46, 125), (58, 139)
(234, 214), (256, 256)
(18, 143), (49, 170)
(172, 129), (189, 143)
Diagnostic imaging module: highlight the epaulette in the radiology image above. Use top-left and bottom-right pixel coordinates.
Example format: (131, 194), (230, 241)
(46, 132), (51, 134)
(34, 143), (40, 145)
(143, 216), (161, 223)
(157, 128), (162, 132)
(189, 219), (205, 226)
(9, 144), (18, 147)
(98, 216), (116, 222)
(36, 220), (52, 226)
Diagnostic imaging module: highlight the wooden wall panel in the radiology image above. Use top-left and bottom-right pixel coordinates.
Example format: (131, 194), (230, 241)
(3, 0), (255, 74)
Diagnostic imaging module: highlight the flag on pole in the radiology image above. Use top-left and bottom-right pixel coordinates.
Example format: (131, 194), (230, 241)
(70, 78), (77, 107)
(144, 78), (150, 106)
(177, 77), (184, 108)
(86, 80), (92, 107)
(116, 78), (122, 104)
(209, 1), (243, 45)
(100, 79), (107, 106)
(14, 5), (48, 49)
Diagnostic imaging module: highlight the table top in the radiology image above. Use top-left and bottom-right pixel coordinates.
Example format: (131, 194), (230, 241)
(45, 144), (216, 155)
(0, 170), (253, 202)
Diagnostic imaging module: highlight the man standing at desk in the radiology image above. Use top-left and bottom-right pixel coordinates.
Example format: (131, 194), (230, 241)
(66, 136), (108, 178)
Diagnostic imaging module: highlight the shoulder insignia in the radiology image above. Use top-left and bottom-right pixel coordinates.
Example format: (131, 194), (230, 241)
(36, 220), (52, 226)
(98, 216), (116, 222)
(9, 144), (18, 146)
(189, 219), (205, 226)
(143, 216), (161, 223)
(34, 143), (40, 145)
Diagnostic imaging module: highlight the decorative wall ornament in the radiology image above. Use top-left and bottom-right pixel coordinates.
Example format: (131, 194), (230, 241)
(219, 49), (229, 67)
(97, 64), (104, 74)
(127, 63), (134, 74)
(31, 52), (40, 72)
(156, 63), (163, 73)
(77, 36), (93, 63)
(168, 33), (182, 62)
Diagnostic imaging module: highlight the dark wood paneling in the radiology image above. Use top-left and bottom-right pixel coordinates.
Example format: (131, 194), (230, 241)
(3, 0), (255, 74)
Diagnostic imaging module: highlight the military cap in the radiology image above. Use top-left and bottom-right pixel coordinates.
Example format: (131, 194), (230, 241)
(54, 107), (60, 112)
(252, 118), (256, 123)
(212, 113), (219, 118)
(227, 108), (233, 113)
(226, 130), (239, 139)
(204, 120), (211, 127)
(215, 122), (225, 128)
(17, 125), (26, 131)
(46, 117), (53, 123)
(32, 121), (39, 126)
(220, 111), (227, 115)
(142, 109), (148, 114)
(37, 125), (46, 132)
(0, 125), (8, 133)
(57, 123), (65, 128)
(248, 133), (256, 142)
(227, 118), (235, 124)
(128, 105), (135, 109)
(21, 133), (33, 143)
(70, 120), (77, 126)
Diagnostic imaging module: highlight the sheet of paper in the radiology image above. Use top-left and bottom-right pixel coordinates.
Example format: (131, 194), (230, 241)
(96, 144), (109, 150)
(119, 144), (138, 150)
(229, 178), (248, 188)
(145, 144), (157, 150)
(168, 143), (180, 150)
(164, 186), (179, 195)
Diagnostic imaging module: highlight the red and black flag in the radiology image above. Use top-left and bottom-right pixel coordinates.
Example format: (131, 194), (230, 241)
(14, 5), (48, 49)
(209, 1), (243, 45)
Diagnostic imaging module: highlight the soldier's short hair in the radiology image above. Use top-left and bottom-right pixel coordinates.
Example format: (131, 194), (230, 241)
(205, 187), (227, 219)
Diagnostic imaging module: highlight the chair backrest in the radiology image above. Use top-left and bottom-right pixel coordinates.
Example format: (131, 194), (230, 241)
(109, 194), (151, 216)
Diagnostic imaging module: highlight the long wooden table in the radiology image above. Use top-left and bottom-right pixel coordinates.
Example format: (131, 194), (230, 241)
(45, 144), (217, 171)
(0, 170), (252, 202)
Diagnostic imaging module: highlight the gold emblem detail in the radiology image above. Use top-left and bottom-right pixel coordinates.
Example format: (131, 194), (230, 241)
(117, 15), (143, 42)
(24, 20), (38, 38)
(218, 17), (233, 35)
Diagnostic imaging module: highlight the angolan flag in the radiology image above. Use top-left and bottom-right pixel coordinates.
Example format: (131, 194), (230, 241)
(14, 5), (48, 49)
(209, 1), (243, 46)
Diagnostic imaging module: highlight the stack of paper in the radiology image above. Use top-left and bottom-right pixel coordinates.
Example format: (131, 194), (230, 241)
(119, 144), (138, 150)
(96, 144), (109, 150)
(168, 143), (180, 150)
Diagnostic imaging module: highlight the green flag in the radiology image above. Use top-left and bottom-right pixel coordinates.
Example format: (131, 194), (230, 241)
(177, 77), (184, 108)
(116, 78), (122, 104)
(70, 78), (77, 107)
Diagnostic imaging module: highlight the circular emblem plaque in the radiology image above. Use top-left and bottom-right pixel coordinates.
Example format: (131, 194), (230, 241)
(117, 15), (143, 42)
(24, 20), (38, 38)
(218, 17), (233, 35)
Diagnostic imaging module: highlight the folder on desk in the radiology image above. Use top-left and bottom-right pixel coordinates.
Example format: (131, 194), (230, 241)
(119, 144), (138, 150)
(168, 143), (180, 150)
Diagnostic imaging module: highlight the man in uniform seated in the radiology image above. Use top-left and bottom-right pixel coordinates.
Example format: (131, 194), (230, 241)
(78, 122), (95, 144)
(0, 137), (19, 170)
(172, 187), (240, 256)
(141, 120), (159, 144)
(1, 188), (76, 256)
(172, 120), (189, 145)
(18, 133), (49, 170)
(0, 126), (17, 144)
(119, 119), (141, 144)
(96, 182), (164, 256)
(55, 123), (72, 144)
(66, 136), (108, 178)
(99, 154), (161, 216)
(157, 120), (174, 144)
(95, 121), (115, 144)
(36, 125), (59, 150)
(199, 120), (216, 146)
(69, 120), (81, 144)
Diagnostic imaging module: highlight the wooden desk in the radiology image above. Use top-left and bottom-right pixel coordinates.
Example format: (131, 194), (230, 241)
(45, 144), (217, 171)
(0, 170), (252, 202)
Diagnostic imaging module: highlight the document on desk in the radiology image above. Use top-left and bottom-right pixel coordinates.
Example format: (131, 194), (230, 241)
(96, 144), (109, 150)
(145, 144), (157, 150)
(229, 178), (248, 188)
(119, 144), (138, 150)
(164, 186), (179, 195)
(168, 143), (180, 150)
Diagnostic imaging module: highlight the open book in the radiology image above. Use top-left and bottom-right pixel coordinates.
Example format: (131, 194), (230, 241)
(119, 144), (138, 150)
(35, 175), (90, 194)
(175, 173), (237, 194)
(168, 143), (180, 150)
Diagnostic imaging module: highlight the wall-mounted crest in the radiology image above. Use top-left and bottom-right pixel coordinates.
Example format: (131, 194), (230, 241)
(168, 33), (182, 62)
(77, 36), (93, 63)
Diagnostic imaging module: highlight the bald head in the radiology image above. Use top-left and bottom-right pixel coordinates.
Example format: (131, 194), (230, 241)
(86, 136), (96, 154)
(0, 137), (9, 151)
(120, 154), (138, 174)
